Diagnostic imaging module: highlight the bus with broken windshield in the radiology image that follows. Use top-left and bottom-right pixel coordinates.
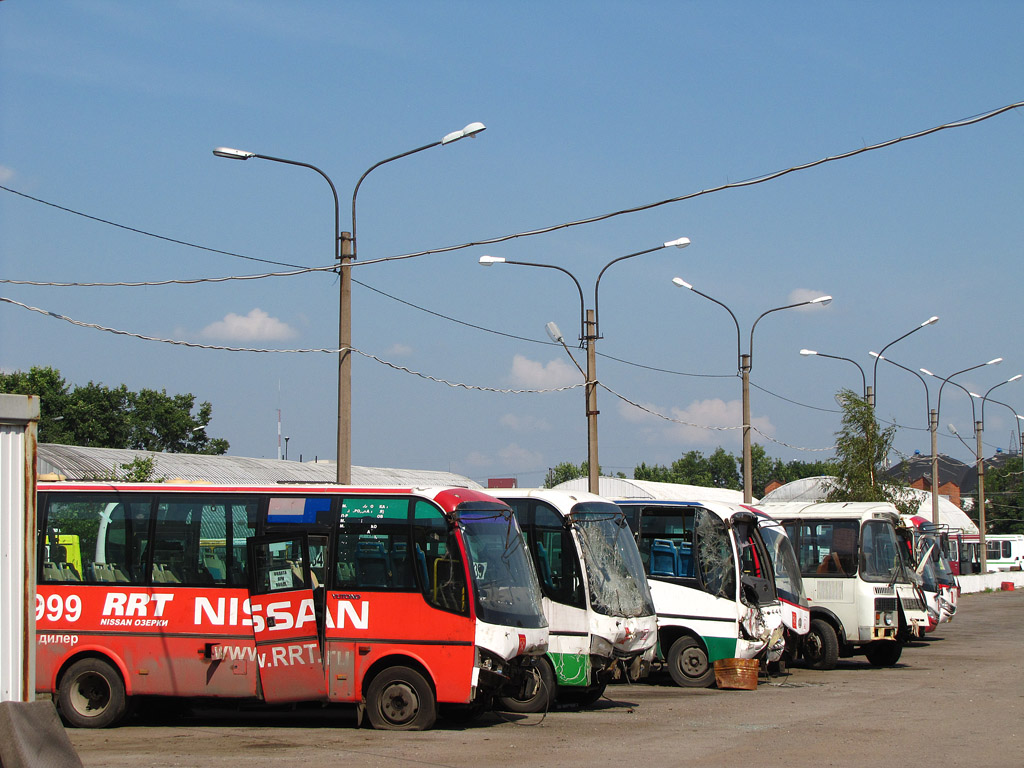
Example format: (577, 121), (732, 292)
(752, 508), (810, 657)
(491, 488), (658, 710)
(609, 499), (785, 687)
(35, 482), (547, 730)
(760, 502), (928, 669)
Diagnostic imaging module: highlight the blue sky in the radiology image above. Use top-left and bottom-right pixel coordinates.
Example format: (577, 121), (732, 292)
(2, 1), (1023, 487)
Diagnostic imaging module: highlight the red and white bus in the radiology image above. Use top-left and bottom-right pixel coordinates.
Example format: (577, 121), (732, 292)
(35, 482), (548, 730)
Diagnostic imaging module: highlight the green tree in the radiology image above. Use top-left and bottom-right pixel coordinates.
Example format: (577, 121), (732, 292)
(543, 461), (588, 488)
(983, 456), (1024, 534)
(0, 365), (229, 454)
(824, 389), (915, 514)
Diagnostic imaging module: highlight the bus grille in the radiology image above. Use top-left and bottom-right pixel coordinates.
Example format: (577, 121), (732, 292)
(874, 597), (898, 612)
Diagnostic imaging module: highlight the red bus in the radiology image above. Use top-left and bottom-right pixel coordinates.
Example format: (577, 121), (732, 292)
(35, 482), (548, 730)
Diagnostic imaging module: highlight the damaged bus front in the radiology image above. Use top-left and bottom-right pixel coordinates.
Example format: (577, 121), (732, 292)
(751, 508), (810, 657)
(615, 500), (784, 688)
(494, 489), (658, 711)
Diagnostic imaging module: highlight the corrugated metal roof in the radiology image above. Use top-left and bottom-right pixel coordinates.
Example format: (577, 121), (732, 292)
(37, 444), (483, 489)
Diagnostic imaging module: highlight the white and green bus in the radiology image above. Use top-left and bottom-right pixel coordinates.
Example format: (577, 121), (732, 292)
(611, 499), (785, 688)
(492, 489), (658, 711)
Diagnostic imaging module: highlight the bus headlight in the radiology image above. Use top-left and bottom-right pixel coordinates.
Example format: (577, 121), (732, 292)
(874, 611), (896, 627)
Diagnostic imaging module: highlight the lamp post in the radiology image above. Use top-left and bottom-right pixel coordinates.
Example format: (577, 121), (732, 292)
(921, 358), (1003, 571)
(870, 352), (935, 521)
(213, 122), (485, 483)
(480, 237), (691, 494)
(673, 280), (832, 503)
(800, 349), (867, 398)
(871, 317), (939, 408)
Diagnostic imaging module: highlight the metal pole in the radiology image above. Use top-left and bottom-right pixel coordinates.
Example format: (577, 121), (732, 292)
(586, 309), (600, 495)
(930, 408), (940, 525)
(741, 353), (752, 503)
(338, 232), (353, 483)
(977, 419), (987, 573)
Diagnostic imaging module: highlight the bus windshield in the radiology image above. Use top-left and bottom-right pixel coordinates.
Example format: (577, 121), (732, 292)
(458, 506), (546, 630)
(917, 534), (956, 588)
(759, 524), (806, 608)
(860, 519), (909, 583)
(571, 503), (655, 618)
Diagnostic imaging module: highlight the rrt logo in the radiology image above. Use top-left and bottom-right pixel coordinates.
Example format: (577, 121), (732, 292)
(103, 592), (174, 617)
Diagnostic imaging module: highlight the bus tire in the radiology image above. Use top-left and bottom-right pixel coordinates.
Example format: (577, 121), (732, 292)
(666, 635), (715, 688)
(498, 657), (556, 713)
(803, 619), (839, 670)
(365, 666), (437, 731)
(57, 658), (128, 728)
(864, 640), (903, 667)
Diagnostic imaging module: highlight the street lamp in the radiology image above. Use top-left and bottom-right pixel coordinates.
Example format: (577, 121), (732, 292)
(480, 237), (690, 494)
(921, 358), (1003, 571)
(214, 122), (485, 483)
(871, 316), (939, 408)
(673, 280), (832, 502)
(800, 349), (867, 398)
(870, 352), (936, 521)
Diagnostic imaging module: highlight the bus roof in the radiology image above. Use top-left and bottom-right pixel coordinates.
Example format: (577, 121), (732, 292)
(756, 501), (902, 522)
(36, 481), (507, 514)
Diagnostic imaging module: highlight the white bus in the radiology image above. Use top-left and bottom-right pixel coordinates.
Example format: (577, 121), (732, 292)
(760, 502), (929, 669)
(612, 499), (784, 687)
(491, 489), (658, 710)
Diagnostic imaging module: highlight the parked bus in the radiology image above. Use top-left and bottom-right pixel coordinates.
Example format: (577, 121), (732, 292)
(609, 499), (784, 688)
(35, 482), (548, 730)
(900, 517), (959, 627)
(760, 502), (928, 669)
(490, 489), (658, 710)
(962, 533), (1024, 572)
(751, 508), (810, 656)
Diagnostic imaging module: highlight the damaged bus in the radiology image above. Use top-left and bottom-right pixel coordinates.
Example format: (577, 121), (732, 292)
(35, 482), (548, 730)
(752, 508), (811, 656)
(761, 502), (928, 669)
(612, 499), (785, 688)
(901, 517), (959, 628)
(492, 489), (658, 711)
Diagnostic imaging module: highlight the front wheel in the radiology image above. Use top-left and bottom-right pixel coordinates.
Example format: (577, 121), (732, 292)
(803, 619), (839, 670)
(864, 640), (903, 667)
(666, 636), (716, 688)
(365, 666), (437, 731)
(497, 657), (556, 713)
(57, 658), (128, 728)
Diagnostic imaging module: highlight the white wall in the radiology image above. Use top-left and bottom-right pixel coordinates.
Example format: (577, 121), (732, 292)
(0, 394), (39, 702)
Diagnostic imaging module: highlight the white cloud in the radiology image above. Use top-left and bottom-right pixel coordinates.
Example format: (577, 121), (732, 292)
(386, 343), (412, 357)
(787, 288), (833, 310)
(618, 397), (775, 449)
(498, 442), (544, 469)
(508, 354), (581, 389)
(500, 413), (551, 432)
(200, 309), (297, 341)
(463, 451), (493, 468)
(0, 166), (14, 183)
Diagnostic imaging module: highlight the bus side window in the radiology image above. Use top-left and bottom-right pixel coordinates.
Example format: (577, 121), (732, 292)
(41, 496), (153, 585)
(412, 500), (468, 615)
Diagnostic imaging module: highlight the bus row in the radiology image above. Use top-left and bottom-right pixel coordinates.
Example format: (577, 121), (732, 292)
(34, 481), (952, 730)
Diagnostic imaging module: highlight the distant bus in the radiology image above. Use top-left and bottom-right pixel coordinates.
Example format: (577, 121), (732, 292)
(35, 482), (548, 730)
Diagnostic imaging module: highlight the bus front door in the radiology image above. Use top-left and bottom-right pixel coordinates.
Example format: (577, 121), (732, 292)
(248, 534), (327, 703)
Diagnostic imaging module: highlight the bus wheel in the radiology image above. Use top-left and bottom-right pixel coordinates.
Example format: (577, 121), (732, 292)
(366, 667), (437, 731)
(667, 636), (715, 688)
(864, 640), (903, 667)
(498, 658), (556, 713)
(57, 658), (128, 728)
(803, 619), (839, 670)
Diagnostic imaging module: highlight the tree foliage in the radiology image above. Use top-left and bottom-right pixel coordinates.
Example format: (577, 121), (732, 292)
(824, 388), (916, 514)
(634, 444), (836, 498)
(0, 366), (229, 454)
(981, 456), (1024, 534)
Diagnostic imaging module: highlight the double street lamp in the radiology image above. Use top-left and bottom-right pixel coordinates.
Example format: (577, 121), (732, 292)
(672, 281), (832, 503)
(480, 237), (691, 494)
(920, 358), (1003, 571)
(870, 316), (939, 408)
(213, 122), (486, 482)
